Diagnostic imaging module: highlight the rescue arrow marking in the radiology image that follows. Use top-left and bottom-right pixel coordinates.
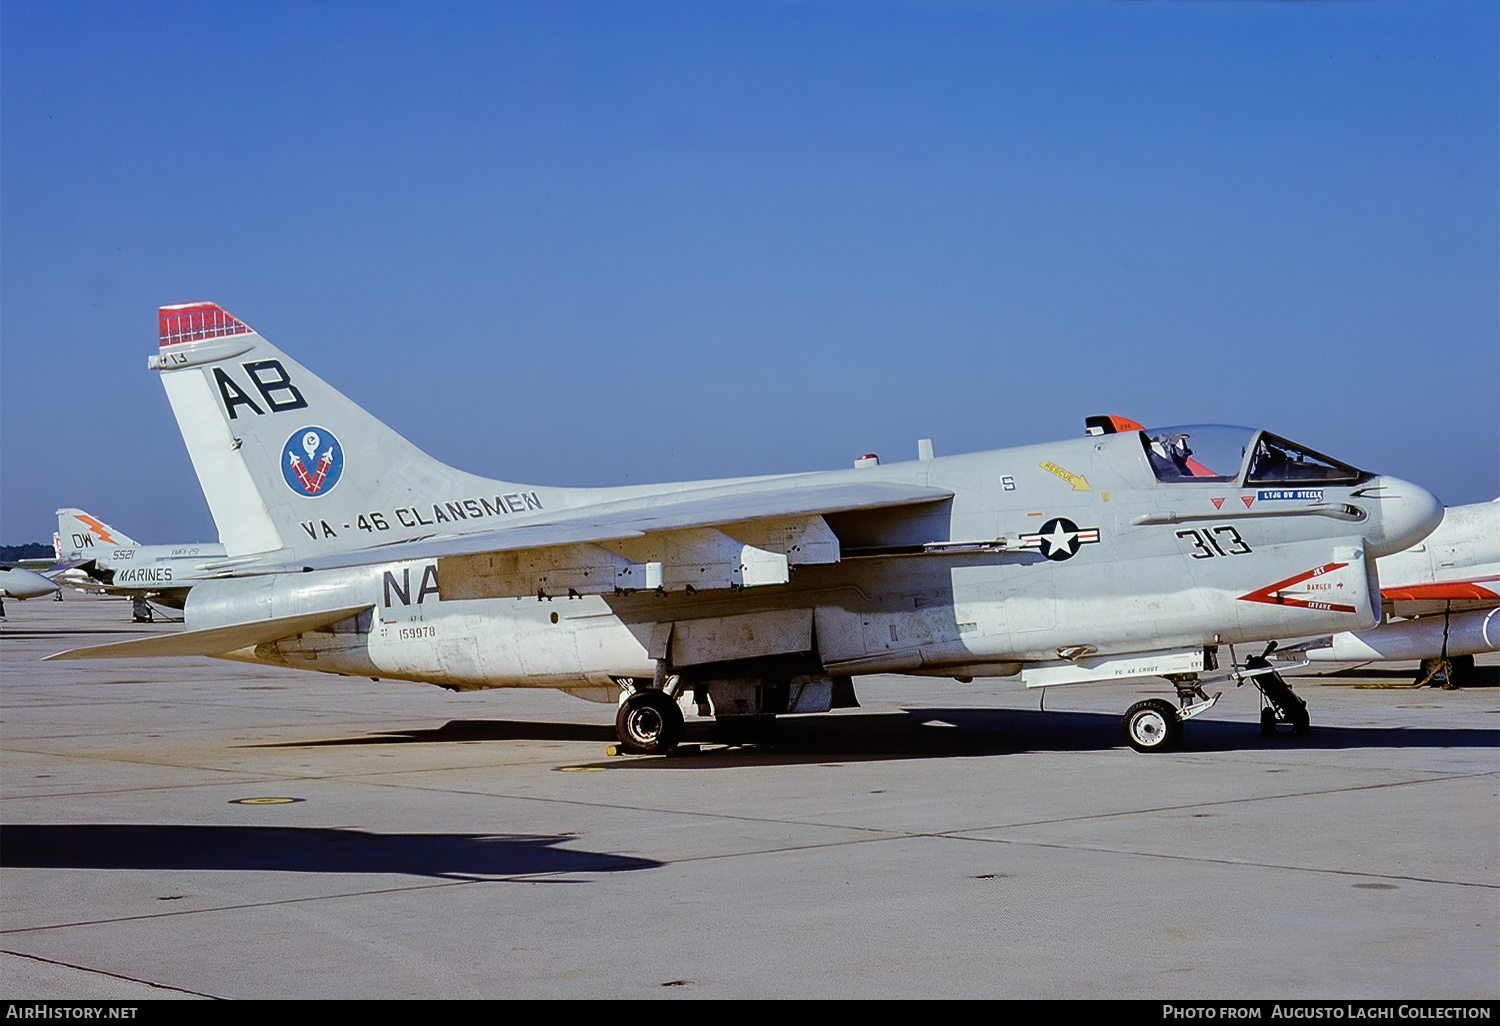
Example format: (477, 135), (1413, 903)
(1039, 461), (1090, 491)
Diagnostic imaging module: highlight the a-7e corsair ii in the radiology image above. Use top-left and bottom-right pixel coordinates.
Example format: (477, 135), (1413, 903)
(51, 304), (1443, 755)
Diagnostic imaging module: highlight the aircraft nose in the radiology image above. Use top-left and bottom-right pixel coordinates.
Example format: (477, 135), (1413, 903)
(1363, 476), (1444, 557)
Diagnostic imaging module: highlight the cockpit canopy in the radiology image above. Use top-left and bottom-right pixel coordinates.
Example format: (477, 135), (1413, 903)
(1140, 425), (1365, 486)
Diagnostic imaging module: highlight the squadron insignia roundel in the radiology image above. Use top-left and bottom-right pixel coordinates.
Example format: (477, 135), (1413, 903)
(281, 426), (344, 497)
(1021, 517), (1102, 561)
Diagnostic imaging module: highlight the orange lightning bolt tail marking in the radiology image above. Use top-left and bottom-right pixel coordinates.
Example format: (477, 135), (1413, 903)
(74, 515), (118, 546)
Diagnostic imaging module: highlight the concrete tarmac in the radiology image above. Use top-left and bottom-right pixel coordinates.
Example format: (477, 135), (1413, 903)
(2, 593), (1496, 1000)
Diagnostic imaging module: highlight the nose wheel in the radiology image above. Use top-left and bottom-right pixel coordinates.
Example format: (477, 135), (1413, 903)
(1123, 699), (1184, 753)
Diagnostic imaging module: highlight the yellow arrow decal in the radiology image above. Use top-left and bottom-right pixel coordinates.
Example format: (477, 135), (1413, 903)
(1039, 461), (1090, 491)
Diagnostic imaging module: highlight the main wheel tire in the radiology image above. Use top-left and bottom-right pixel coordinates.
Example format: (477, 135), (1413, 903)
(1123, 699), (1183, 753)
(1260, 706), (1278, 736)
(614, 689), (685, 755)
(1417, 658), (1448, 687)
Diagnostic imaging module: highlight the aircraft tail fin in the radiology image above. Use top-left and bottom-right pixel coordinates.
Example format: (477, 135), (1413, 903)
(151, 303), (539, 559)
(56, 509), (140, 560)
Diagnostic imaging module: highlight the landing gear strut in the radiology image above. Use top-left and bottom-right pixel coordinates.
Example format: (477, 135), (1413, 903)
(614, 687), (685, 755)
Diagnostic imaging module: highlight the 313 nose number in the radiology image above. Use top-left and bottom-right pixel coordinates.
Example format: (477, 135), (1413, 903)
(1176, 525), (1252, 559)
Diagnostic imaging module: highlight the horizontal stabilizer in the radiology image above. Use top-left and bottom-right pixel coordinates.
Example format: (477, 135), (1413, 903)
(45, 604), (372, 661)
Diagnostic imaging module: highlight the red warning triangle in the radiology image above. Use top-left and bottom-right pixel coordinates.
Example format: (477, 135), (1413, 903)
(1211, 497), (1225, 510)
(1241, 496), (1255, 508)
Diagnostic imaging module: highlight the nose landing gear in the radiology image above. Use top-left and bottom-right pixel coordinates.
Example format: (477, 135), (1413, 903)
(1121, 676), (1220, 753)
(1120, 644), (1314, 753)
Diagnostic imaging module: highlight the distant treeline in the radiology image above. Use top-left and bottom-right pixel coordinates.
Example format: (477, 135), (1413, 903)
(1, 543), (54, 562)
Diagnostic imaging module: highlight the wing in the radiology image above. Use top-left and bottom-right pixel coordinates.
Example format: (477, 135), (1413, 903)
(47, 480), (951, 661)
(197, 480), (955, 596)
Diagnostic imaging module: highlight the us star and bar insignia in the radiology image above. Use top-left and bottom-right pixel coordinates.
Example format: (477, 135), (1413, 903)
(1019, 517), (1101, 561)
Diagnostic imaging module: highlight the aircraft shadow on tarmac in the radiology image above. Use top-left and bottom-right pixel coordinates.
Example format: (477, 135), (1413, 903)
(1, 628), (159, 639)
(0, 824), (661, 879)
(261, 720), (620, 747)
(254, 707), (1499, 767)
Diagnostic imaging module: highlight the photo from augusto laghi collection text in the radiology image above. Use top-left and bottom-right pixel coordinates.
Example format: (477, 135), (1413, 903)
(1162, 1006), (1494, 1020)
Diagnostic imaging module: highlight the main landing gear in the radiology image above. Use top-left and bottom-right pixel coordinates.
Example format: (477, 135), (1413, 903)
(613, 685), (685, 755)
(1416, 655), (1475, 690)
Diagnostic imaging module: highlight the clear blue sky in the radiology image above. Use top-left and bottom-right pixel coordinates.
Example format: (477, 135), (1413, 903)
(3, 1), (1496, 545)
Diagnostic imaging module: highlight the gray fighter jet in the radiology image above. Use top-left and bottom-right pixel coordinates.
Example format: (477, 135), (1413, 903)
(55, 509), (225, 620)
(50, 304), (1444, 754)
(1285, 498), (1498, 688)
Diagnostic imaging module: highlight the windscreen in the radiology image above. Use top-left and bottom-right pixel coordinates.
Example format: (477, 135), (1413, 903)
(1244, 433), (1363, 485)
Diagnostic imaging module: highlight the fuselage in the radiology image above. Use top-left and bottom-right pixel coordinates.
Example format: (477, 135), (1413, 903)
(188, 428), (1441, 694)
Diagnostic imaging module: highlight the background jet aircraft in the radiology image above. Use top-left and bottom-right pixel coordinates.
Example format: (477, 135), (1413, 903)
(54, 509), (226, 621)
(51, 303), (1443, 755)
(1284, 497), (1498, 687)
(1, 564), (60, 614)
